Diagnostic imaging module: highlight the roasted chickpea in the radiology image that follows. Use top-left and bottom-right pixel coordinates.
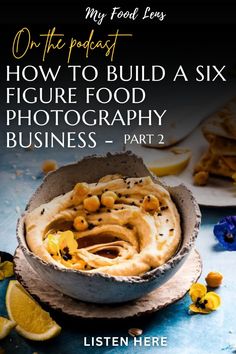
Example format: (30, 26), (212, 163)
(41, 160), (58, 174)
(73, 183), (89, 197)
(193, 171), (209, 186)
(72, 182), (89, 205)
(142, 194), (159, 213)
(73, 216), (88, 231)
(101, 191), (117, 208)
(83, 195), (100, 212)
(205, 272), (223, 288)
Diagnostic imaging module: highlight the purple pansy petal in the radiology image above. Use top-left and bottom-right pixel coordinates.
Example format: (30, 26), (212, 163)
(213, 216), (236, 251)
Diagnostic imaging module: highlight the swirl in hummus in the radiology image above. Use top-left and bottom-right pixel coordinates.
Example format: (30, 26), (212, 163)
(25, 175), (181, 276)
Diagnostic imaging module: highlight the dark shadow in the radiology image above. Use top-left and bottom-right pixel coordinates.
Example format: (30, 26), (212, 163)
(211, 243), (226, 252)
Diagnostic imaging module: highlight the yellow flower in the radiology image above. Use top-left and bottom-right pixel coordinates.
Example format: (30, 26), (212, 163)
(188, 282), (221, 314)
(189, 303), (211, 314)
(0, 261), (14, 280)
(46, 231), (78, 257)
(189, 283), (207, 303)
(46, 234), (60, 256)
(58, 231), (78, 254)
(201, 292), (221, 311)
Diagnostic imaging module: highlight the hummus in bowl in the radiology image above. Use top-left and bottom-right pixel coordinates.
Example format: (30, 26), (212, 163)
(17, 152), (201, 304)
(25, 175), (181, 277)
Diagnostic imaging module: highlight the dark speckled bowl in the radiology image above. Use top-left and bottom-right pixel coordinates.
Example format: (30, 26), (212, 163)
(17, 152), (201, 304)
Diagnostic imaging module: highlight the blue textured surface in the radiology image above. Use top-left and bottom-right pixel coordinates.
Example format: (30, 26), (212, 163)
(0, 146), (236, 354)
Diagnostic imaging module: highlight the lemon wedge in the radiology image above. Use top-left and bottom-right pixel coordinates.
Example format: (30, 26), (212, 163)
(147, 148), (191, 177)
(0, 316), (15, 340)
(6, 280), (61, 341)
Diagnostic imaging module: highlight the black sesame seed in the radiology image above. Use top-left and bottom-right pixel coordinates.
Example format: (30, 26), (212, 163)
(107, 209), (111, 213)
(105, 189), (108, 192)
(161, 206), (168, 211)
(127, 181), (131, 185)
(88, 194), (92, 197)
(127, 186), (130, 189)
(139, 179), (142, 183)
(126, 224), (133, 230)
(73, 208), (77, 211)
(157, 212), (162, 216)
(131, 202), (136, 206)
(169, 228), (174, 232)
(166, 219), (169, 222)
(40, 208), (45, 215)
(159, 233), (164, 236)
(81, 220), (84, 223)
(118, 193), (122, 198)
(134, 181), (138, 185)
(98, 218), (102, 221)
(125, 195), (129, 198)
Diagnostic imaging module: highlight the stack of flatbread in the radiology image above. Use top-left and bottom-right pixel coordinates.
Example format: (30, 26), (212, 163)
(194, 97), (236, 185)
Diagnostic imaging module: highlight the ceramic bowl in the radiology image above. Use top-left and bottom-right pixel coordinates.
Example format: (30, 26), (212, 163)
(17, 152), (201, 304)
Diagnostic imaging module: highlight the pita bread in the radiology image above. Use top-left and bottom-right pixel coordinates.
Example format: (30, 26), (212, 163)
(202, 97), (236, 140)
(203, 134), (236, 156)
(194, 149), (235, 178)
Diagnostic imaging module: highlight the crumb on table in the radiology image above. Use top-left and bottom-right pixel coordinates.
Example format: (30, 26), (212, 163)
(41, 160), (58, 174)
(193, 171), (209, 186)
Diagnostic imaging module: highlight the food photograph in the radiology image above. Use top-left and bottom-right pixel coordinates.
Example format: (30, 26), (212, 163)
(0, 1), (235, 354)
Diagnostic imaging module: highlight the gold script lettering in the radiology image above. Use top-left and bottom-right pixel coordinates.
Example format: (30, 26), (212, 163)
(40, 27), (66, 62)
(12, 27), (40, 59)
(67, 29), (132, 63)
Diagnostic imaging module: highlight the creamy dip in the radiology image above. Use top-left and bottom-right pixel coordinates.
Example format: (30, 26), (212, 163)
(25, 175), (181, 276)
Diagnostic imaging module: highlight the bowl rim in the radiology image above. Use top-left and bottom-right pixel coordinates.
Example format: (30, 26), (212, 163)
(16, 151), (201, 284)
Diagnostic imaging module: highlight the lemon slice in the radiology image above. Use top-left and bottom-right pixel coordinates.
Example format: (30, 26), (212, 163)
(0, 316), (15, 340)
(147, 149), (191, 177)
(6, 280), (61, 341)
